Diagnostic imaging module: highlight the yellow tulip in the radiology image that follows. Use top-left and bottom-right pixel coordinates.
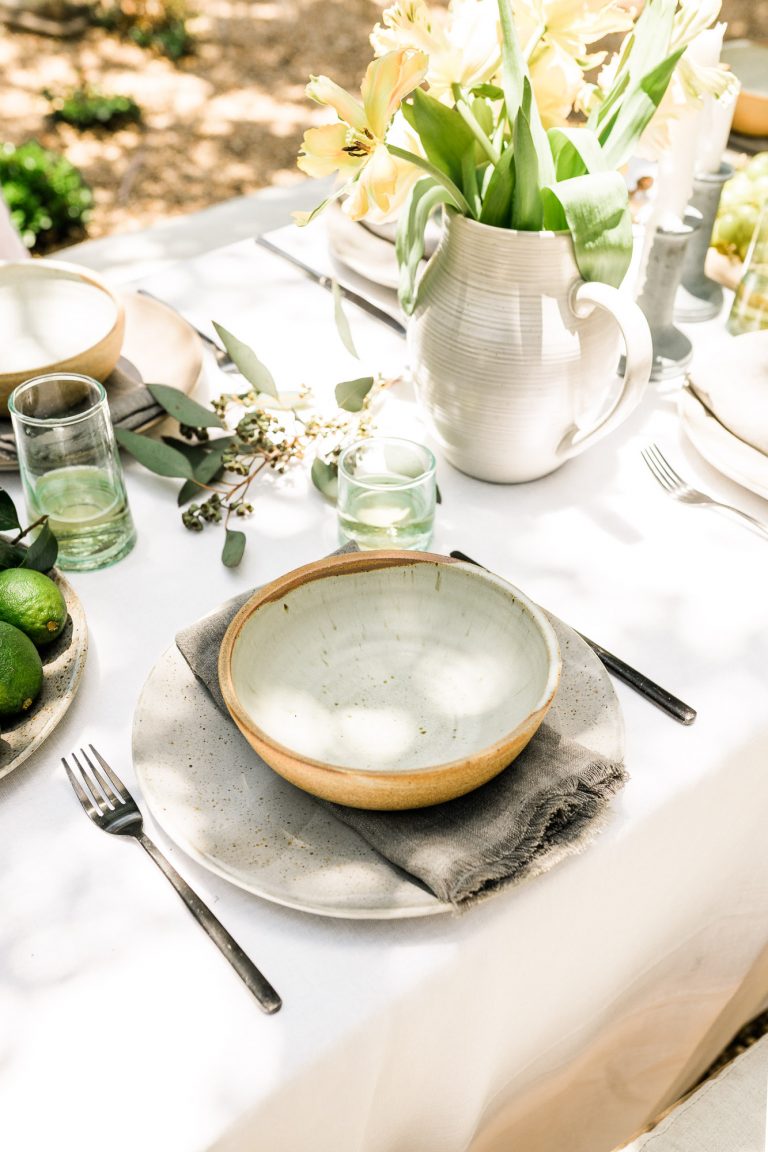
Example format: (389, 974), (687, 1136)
(297, 49), (428, 189)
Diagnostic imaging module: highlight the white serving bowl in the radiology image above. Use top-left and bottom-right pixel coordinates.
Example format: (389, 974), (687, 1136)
(219, 551), (561, 809)
(0, 259), (125, 412)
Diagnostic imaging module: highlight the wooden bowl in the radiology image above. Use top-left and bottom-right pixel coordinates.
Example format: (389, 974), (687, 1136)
(0, 260), (125, 413)
(219, 551), (561, 810)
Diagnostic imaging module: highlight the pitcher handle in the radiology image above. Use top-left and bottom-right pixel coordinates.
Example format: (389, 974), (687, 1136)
(558, 280), (652, 459)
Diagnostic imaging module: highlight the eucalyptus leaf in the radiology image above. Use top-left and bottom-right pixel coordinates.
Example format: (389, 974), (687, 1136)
(311, 457), (338, 501)
(212, 323), (279, 399)
(542, 171), (633, 288)
(20, 522), (57, 572)
(222, 528), (246, 568)
(335, 377), (375, 413)
(332, 280), (359, 359)
(147, 383), (224, 429)
(176, 435), (234, 505)
(0, 489), (20, 532)
(116, 428), (196, 479)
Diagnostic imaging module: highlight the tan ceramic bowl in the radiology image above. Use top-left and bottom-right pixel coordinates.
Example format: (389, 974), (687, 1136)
(0, 259), (125, 413)
(219, 551), (562, 810)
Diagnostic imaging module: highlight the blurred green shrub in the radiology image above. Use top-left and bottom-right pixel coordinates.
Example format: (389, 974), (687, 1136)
(0, 141), (92, 252)
(44, 85), (143, 130)
(93, 0), (195, 60)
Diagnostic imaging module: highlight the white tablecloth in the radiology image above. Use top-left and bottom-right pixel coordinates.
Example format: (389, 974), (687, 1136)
(2, 188), (768, 1152)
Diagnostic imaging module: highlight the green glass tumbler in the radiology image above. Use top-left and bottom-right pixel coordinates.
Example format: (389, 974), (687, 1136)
(727, 202), (768, 335)
(337, 437), (437, 551)
(9, 373), (136, 571)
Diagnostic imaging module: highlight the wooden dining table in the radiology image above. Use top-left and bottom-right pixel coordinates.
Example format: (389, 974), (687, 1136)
(1, 181), (767, 1152)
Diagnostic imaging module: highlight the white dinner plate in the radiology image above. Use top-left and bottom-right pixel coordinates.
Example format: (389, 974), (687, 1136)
(0, 571), (88, 779)
(132, 613), (624, 919)
(0, 291), (203, 472)
(679, 385), (768, 502)
(325, 202), (440, 291)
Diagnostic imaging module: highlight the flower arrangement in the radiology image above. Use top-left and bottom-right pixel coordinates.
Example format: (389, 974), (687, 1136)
(296, 0), (732, 310)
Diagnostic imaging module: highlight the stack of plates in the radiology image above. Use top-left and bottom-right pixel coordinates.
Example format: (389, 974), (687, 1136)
(681, 329), (768, 500)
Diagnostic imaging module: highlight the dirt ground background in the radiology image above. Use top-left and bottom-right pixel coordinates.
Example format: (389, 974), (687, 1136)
(0, 0), (766, 249)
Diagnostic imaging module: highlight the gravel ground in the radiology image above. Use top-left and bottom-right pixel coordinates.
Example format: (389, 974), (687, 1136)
(0, 0), (765, 250)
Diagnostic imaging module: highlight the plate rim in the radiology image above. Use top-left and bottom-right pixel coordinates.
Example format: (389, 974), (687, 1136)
(132, 613), (624, 920)
(0, 570), (88, 779)
(679, 385), (768, 501)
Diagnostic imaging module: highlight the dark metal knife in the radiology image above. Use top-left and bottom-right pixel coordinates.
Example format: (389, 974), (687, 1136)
(255, 234), (407, 337)
(449, 550), (696, 726)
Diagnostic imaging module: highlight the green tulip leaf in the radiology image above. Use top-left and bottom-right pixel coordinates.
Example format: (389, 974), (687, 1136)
(542, 171), (633, 288)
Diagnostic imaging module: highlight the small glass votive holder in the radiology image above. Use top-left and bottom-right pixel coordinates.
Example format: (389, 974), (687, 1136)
(337, 437), (436, 551)
(728, 202), (768, 335)
(9, 373), (136, 572)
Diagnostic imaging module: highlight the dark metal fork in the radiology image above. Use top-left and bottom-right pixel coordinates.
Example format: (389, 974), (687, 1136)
(63, 745), (281, 1013)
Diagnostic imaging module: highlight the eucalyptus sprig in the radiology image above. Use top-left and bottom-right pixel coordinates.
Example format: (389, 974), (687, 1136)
(0, 489), (58, 573)
(115, 324), (389, 567)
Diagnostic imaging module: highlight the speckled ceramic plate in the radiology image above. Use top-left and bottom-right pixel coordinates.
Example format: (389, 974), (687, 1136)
(0, 571), (88, 778)
(132, 613), (624, 919)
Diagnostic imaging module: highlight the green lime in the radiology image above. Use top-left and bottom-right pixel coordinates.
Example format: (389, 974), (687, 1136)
(0, 621), (44, 717)
(0, 568), (68, 647)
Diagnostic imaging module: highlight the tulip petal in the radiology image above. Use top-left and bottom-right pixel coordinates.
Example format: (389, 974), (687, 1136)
(297, 124), (364, 179)
(361, 49), (428, 140)
(306, 75), (368, 133)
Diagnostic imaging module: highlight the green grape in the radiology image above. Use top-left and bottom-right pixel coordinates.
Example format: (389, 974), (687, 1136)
(714, 153), (768, 259)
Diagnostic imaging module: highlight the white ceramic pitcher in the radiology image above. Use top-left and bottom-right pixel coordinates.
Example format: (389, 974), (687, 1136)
(408, 213), (652, 483)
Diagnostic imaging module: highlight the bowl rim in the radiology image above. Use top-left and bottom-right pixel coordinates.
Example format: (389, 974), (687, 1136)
(0, 257), (125, 384)
(218, 550), (562, 779)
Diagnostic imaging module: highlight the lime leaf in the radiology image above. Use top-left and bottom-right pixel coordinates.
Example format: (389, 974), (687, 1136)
(0, 489), (20, 532)
(335, 376), (374, 412)
(116, 428), (195, 478)
(332, 281), (359, 359)
(0, 537), (26, 570)
(20, 522), (58, 572)
(212, 323), (279, 399)
(222, 528), (246, 568)
(311, 457), (338, 500)
(147, 383), (224, 429)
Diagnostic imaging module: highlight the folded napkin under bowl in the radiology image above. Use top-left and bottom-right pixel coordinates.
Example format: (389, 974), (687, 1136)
(0, 259), (125, 411)
(218, 551), (562, 810)
(689, 330), (768, 455)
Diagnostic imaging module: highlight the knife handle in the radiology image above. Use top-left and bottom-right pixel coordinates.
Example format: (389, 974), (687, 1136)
(448, 550), (696, 726)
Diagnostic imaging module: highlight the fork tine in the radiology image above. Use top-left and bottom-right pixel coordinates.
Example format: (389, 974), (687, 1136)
(80, 746), (120, 808)
(648, 444), (683, 489)
(62, 756), (99, 818)
(641, 447), (671, 492)
(71, 749), (109, 813)
(88, 744), (130, 802)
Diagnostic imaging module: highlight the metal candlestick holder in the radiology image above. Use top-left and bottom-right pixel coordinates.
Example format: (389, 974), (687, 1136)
(636, 209), (702, 381)
(675, 162), (734, 323)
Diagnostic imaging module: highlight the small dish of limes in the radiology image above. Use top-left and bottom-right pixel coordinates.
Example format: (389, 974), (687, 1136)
(0, 566), (88, 778)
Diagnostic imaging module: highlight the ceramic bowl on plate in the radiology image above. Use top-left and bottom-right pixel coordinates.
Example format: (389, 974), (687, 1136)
(0, 260), (125, 412)
(218, 551), (561, 810)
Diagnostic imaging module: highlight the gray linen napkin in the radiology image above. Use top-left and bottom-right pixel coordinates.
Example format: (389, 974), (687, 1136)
(175, 567), (628, 907)
(0, 377), (163, 463)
